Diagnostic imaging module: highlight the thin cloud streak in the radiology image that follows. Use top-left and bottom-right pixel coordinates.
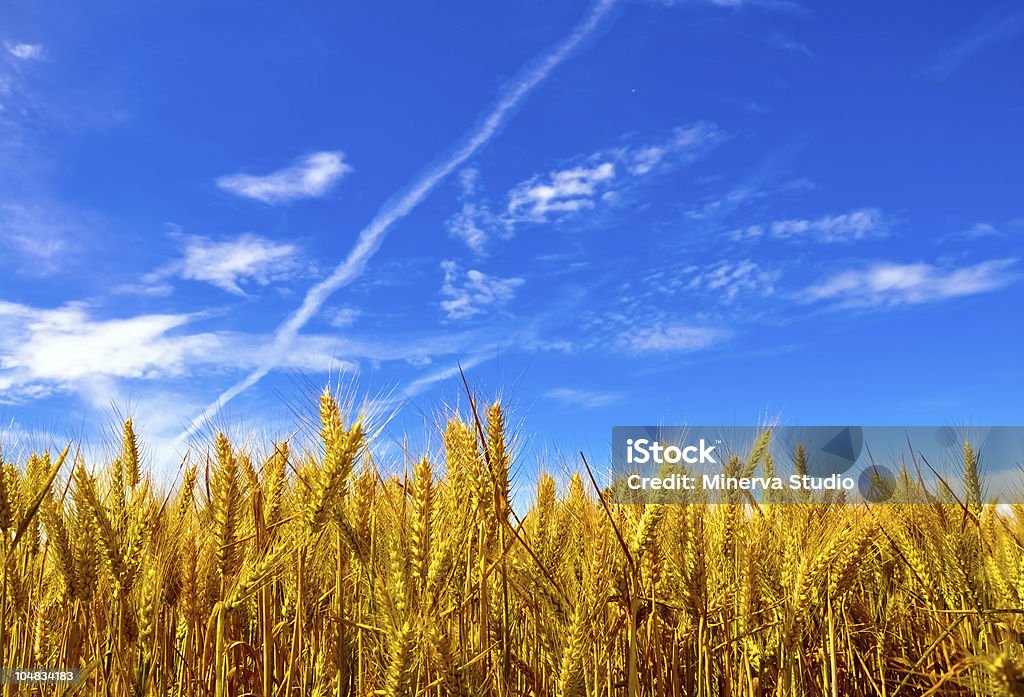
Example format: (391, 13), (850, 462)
(180, 0), (622, 441)
(400, 353), (493, 401)
(924, 7), (1024, 80)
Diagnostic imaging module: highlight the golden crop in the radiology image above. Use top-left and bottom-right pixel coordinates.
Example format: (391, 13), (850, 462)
(0, 393), (1022, 696)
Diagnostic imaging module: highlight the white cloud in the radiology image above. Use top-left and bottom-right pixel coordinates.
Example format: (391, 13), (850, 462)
(177, 234), (298, 294)
(621, 122), (724, 175)
(0, 203), (82, 274)
(507, 162), (616, 222)
(449, 123), (724, 253)
(439, 260), (524, 320)
(685, 176), (816, 224)
(638, 260), (777, 305)
(545, 387), (618, 408)
(802, 258), (1018, 308)
(504, 123), (723, 225)
(687, 187), (761, 223)
(0, 301), (364, 400)
(146, 233), (300, 295)
(618, 323), (730, 353)
(627, 146), (666, 176)
(0, 302), (217, 392)
(5, 42), (43, 60)
(960, 222), (1000, 238)
(327, 306), (361, 328)
(216, 151), (352, 204)
(940, 218), (1024, 241)
(448, 200), (494, 254)
(732, 208), (886, 243)
(681, 260), (779, 302)
(446, 167), (499, 255)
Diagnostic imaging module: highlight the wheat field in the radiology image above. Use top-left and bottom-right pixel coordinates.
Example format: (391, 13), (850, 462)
(1, 391), (1023, 696)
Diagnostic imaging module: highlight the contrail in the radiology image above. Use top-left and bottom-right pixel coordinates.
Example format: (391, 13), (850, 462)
(180, 0), (620, 441)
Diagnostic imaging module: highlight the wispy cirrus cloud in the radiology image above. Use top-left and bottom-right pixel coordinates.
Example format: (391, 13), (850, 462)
(715, 0), (801, 7)
(507, 162), (616, 222)
(618, 323), (730, 354)
(938, 217), (1024, 242)
(636, 260), (778, 305)
(0, 302), (219, 396)
(326, 306), (362, 328)
(140, 232), (301, 296)
(658, 0), (802, 10)
(679, 260), (779, 302)
(507, 123), (723, 224)
(768, 33), (812, 56)
(439, 260), (524, 320)
(923, 7), (1024, 80)
(801, 258), (1019, 308)
(5, 42), (44, 61)
(0, 202), (86, 275)
(545, 387), (619, 408)
(216, 151), (352, 204)
(449, 122), (724, 253)
(176, 234), (299, 294)
(957, 222), (1000, 239)
(0, 303), (353, 398)
(0, 300), (373, 400)
(616, 123), (723, 176)
(732, 208), (887, 243)
(448, 168), (496, 254)
(683, 147), (817, 226)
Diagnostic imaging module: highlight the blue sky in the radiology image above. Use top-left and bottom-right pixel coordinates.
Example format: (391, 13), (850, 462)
(1, 0), (1023, 476)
